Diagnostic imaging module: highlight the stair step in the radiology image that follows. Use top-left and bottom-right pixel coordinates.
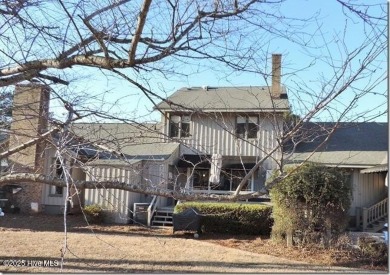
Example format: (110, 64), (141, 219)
(155, 211), (173, 215)
(152, 218), (172, 222)
(153, 214), (172, 219)
(152, 220), (173, 226)
(156, 210), (174, 214)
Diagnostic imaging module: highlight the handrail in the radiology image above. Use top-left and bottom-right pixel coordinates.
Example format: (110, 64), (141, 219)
(147, 195), (159, 227)
(362, 198), (388, 231)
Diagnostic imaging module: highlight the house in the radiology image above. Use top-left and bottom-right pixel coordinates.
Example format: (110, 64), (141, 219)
(0, 54), (387, 232)
(0, 54), (288, 223)
(285, 122), (388, 231)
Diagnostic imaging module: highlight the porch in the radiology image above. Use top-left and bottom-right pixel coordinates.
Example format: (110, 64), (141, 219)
(173, 154), (272, 194)
(355, 198), (388, 232)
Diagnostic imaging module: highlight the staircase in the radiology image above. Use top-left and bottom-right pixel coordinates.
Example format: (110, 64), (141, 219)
(151, 206), (174, 227)
(364, 217), (387, 233)
(357, 198), (388, 232)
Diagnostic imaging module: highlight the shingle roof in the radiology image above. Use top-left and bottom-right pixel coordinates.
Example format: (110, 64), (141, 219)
(286, 122), (388, 167)
(156, 86), (289, 112)
(70, 123), (179, 159)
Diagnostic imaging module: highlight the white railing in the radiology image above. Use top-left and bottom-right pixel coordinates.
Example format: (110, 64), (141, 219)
(147, 195), (159, 227)
(361, 198), (388, 231)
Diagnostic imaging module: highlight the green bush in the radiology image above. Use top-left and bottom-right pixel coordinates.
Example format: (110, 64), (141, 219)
(269, 163), (352, 246)
(175, 201), (273, 235)
(83, 204), (104, 224)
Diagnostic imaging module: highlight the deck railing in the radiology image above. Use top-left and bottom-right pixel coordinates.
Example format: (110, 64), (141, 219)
(361, 198), (388, 231)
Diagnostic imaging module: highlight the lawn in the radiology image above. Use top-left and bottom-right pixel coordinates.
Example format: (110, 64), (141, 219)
(0, 214), (386, 273)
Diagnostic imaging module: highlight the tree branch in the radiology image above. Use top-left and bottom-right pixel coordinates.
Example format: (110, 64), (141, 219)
(0, 173), (266, 201)
(128, 0), (152, 64)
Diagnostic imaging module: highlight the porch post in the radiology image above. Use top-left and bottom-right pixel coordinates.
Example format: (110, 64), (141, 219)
(362, 207), (368, 231)
(185, 167), (192, 190)
(355, 207), (361, 230)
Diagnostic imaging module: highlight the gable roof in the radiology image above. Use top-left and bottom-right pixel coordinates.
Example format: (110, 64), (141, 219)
(156, 86), (289, 112)
(70, 123), (179, 160)
(286, 122), (388, 167)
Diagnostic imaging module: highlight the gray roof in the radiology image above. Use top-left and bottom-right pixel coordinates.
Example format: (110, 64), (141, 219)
(361, 164), (388, 174)
(86, 159), (142, 166)
(70, 123), (179, 159)
(286, 122), (388, 167)
(156, 86), (289, 112)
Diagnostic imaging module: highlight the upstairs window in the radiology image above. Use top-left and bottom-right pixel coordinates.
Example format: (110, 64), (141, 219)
(236, 116), (258, 139)
(169, 115), (191, 138)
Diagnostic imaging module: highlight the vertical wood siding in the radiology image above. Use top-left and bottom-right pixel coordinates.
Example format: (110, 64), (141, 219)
(84, 161), (168, 223)
(349, 170), (387, 215)
(163, 112), (282, 168)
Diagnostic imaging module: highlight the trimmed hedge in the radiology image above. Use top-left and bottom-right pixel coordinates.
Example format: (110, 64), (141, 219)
(174, 202), (273, 235)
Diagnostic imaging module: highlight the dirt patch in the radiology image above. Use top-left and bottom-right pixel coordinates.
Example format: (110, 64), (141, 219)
(0, 213), (387, 273)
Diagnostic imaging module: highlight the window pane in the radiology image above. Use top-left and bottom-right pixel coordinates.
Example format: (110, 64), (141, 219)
(236, 116), (246, 124)
(55, 186), (63, 195)
(182, 116), (191, 123)
(247, 122), (258, 138)
(181, 122), (190, 137)
(55, 159), (64, 179)
(192, 169), (209, 190)
(248, 116), (258, 124)
(236, 123), (246, 138)
(169, 122), (180, 137)
(51, 185), (63, 195)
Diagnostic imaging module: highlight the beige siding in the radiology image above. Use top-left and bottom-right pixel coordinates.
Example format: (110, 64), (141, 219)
(349, 170), (387, 215)
(84, 160), (169, 224)
(163, 113), (282, 167)
(84, 163), (144, 224)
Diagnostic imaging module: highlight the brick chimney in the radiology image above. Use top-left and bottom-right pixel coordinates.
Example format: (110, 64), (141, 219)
(7, 83), (50, 213)
(271, 54), (282, 98)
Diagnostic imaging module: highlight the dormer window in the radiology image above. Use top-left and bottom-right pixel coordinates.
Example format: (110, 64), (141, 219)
(169, 115), (191, 138)
(236, 116), (258, 139)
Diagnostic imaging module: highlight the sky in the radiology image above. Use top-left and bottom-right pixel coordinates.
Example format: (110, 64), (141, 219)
(47, 0), (387, 124)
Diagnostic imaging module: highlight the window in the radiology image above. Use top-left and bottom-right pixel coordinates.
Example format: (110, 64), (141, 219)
(192, 169), (209, 190)
(50, 158), (64, 196)
(169, 115), (191, 138)
(236, 116), (258, 139)
(216, 169), (251, 191)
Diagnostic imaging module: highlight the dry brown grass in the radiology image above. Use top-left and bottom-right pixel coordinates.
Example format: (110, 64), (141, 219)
(0, 213), (386, 273)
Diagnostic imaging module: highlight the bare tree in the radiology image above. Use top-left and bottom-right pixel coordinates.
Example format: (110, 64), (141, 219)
(0, 0), (386, 198)
(0, 0), (387, 271)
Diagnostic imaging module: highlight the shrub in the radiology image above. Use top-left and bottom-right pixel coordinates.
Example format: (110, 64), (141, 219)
(83, 204), (104, 224)
(175, 201), (273, 235)
(358, 236), (388, 266)
(269, 164), (351, 246)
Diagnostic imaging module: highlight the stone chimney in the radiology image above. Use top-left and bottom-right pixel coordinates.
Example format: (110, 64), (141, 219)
(271, 54), (282, 98)
(7, 83), (50, 213)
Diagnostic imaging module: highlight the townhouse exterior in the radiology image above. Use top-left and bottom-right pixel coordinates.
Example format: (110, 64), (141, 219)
(0, 54), (387, 231)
